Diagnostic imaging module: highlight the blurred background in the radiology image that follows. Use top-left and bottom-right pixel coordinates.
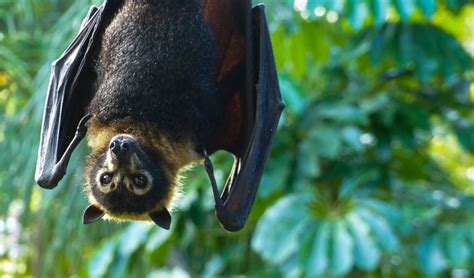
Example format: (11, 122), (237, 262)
(1, 0), (473, 276)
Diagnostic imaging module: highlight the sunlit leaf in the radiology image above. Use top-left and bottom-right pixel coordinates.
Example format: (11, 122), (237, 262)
(279, 75), (306, 115)
(347, 0), (369, 29)
(260, 150), (292, 197)
(301, 220), (330, 276)
(370, 0), (390, 24)
(147, 267), (191, 278)
(347, 213), (381, 271)
(145, 228), (171, 254)
(441, 228), (470, 267)
(339, 171), (377, 198)
(331, 220), (354, 275)
(416, 0), (436, 17)
(202, 255), (224, 278)
(88, 240), (118, 277)
(393, 0), (416, 21)
(418, 235), (448, 275)
(341, 126), (364, 152)
(297, 140), (320, 177)
(309, 127), (342, 159)
(357, 208), (399, 252)
(118, 223), (152, 256)
(252, 193), (313, 265)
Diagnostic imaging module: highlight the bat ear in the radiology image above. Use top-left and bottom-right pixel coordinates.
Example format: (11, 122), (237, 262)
(149, 209), (171, 230)
(83, 205), (105, 224)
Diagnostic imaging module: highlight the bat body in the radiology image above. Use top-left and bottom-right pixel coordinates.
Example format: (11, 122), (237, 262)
(36, 0), (283, 231)
(85, 0), (220, 223)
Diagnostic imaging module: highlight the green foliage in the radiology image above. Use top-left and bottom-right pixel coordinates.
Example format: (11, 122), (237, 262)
(252, 191), (401, 276)
(1, 0), (473, 276)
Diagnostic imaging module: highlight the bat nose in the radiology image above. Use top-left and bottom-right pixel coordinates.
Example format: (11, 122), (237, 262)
(109, 138), (131, 155)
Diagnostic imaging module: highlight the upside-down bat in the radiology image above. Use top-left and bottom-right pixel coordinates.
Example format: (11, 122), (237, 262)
(35, 0), (283, 231)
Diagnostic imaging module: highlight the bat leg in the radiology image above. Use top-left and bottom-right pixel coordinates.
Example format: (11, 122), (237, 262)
(37, 114), (92, 189)
(203, 149), (224, 211)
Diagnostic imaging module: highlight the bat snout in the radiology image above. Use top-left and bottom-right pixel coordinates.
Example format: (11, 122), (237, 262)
(109, 136), (133, 155)
(107, 135), (141, 163)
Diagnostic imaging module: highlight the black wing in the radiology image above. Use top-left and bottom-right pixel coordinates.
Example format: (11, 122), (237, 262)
(35, 1), (120, 189)
(203, 1), (284, 231)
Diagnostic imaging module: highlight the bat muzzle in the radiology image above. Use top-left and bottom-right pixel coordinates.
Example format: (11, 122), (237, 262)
(109, 136), (133, 153)
(108, 135), (137, 163)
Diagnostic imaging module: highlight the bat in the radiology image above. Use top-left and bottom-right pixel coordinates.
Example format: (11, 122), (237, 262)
(35, 0), (283, 231)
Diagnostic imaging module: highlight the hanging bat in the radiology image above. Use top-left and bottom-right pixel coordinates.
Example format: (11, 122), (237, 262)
(35, 0), (283, 231)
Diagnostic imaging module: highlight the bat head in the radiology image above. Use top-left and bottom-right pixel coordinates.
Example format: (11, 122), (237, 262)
(84, 134), (173, 229)
(83, 119), (202, 229)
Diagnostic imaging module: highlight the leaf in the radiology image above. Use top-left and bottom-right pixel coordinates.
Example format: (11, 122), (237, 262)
(346, 213), (381, 271)
(280, 254), (303, 277)
(339, 170), (376, 199)
(341, 126), (364, 152)
(360, 93), (391, 114)
(260, 140), (292, 198)
(302, 221), (330, 276)
(441, 228), (470, 267)
(279, 75), (306, 115)
(397, 101), (431, 132)
(309, 127), (342, 159)
(118, 223), (152, 256)
(357, 208), (399, 252)
(148, 267), (191, 278)
(202, 255), (224, 278)
(330, 220), (354, 275)
(252, 193), (313, 265)
(314, 102), (368, 124)
(446, 0), (459, 10)
(413, 25), (440, 81)
(397, 24), (413, 67)
(286, 27), (310, 79)
(347, 0), (369, 30)
(306, 0), (326, 11)
(88, 240), (118, 277)
(360, 199), (400, 221)
(454, 123), (474, 152)
(326, 0), (345, 13)
(371, 24), (398, 64)
(418, 235), (448, 275)
(393, 0), (416, 21)
(370, 0), (390, 24)
(297, 140), (320, 177)
(145, 228), (171, 254)
(416, 0), (436, 17)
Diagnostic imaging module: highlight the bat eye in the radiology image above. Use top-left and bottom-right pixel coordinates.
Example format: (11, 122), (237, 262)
(100, 173), (112, 185)
(133, 174), (148, 188)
